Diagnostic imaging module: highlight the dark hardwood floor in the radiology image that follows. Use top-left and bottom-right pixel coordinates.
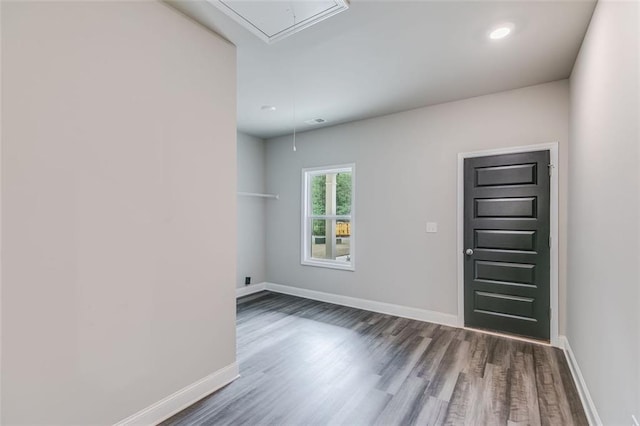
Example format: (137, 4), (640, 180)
(163, 292), (587, 425)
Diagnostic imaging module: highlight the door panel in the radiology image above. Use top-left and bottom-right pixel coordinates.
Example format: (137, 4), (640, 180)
(475, 164), (537, 187)
(475, 197), (537, 218)
(475, 261), (536, 285)
(464, 150), (550, 340)
(474, 292), (535, 318)
(475, 230), (536, 251)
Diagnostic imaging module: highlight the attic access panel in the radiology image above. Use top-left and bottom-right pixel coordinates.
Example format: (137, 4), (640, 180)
(210, 0), (349, 44)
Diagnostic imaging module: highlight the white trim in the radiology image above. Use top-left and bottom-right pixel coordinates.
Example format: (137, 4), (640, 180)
(300, 258), (354, 271)
(309, 215), (351, 220)
(264, 282), (458, 327)
(301, 163), (354, 175)
(114, 362), (239, 426)
(456, 142), (560, 347)
(301, 163), (356, 272)
(633, 415), (639, 426)
(236, 282), (267, 298)
(559, 336), (603, 426)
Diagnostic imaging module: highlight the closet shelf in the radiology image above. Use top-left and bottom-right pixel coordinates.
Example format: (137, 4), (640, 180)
(237, 191), (279, 200)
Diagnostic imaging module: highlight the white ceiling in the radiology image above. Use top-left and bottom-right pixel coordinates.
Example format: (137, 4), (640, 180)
(211, 0), (349, 43)
(168, 0), (596, 139)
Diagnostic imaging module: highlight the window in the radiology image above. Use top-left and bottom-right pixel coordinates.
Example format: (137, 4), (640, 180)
(302, 164), (355, 271)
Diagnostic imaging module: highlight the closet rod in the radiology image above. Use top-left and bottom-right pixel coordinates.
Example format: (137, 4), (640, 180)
(237, 191), (279, 200)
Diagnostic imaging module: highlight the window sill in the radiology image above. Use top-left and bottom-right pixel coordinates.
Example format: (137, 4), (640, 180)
(301, 259), (355, 272)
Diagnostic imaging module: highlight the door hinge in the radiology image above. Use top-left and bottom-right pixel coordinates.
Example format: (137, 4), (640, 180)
(548, 163), (554, 177)
(549, 235), (552, 248)
(548, 307), (552, 320)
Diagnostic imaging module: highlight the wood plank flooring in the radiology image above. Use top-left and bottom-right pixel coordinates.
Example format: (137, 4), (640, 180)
(163, 292), (587, 426)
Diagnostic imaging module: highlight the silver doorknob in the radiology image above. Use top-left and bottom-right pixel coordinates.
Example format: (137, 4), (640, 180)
(465, 249), (474, 256)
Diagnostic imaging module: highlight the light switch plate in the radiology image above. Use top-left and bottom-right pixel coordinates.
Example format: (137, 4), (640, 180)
(426, 222), (438, 233)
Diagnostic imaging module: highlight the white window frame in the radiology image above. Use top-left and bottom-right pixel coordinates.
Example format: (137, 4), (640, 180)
(301, 163), (356, 271)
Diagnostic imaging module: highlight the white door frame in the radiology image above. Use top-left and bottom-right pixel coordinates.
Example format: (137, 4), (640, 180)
(457, 142), (559, 347)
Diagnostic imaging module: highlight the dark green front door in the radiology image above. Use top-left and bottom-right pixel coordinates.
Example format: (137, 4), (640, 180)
(464, 150), (551, 340)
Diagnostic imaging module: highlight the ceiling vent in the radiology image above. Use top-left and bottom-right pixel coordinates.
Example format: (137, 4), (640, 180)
(304, 118), (327, 125)
(209, 0), (349, 44)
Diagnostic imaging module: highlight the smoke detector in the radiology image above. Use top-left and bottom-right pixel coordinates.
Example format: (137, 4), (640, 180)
(209, 0), (350, 44)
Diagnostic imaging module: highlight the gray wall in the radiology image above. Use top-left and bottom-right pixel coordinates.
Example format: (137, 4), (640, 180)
(1, 2), (237, 424)
(265, 80), (569, 329)
(568, 0), (640, 423)
(237, 132), (267, 288)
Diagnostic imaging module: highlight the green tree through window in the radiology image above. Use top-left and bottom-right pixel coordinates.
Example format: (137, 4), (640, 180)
(335, 173), (352, 215)
(311, 172), (352, 236)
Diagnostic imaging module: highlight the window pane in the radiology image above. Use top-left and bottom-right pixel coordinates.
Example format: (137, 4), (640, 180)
(335, 220), (351, 262)
(310, 219), (351, 263)
(336, 172), (352, 215)
(311, 172), (351, 216)
(311, 175), (326, 215)
(311, 219), (328, 259)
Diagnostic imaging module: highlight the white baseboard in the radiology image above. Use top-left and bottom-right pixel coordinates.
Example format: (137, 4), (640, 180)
(559, 335), (602, 426)
(263, 282), (458, 327)
(114, 362), (239, 426)
(236, 282), (266, 298)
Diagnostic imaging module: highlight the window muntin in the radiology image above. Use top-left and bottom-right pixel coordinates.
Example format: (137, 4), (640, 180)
(302, 164), (355, 271)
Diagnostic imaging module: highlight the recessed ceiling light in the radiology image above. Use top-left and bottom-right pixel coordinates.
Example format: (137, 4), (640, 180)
(261, 105), (276, 111)
(489, 24), (514, 40)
